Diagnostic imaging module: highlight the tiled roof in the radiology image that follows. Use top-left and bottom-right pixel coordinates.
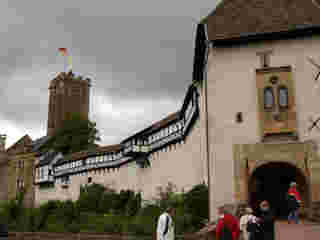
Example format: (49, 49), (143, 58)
(37, 151), (59, 167)
(31, 135), (50, 152)
(6, 134), (33, 154)
(145, 111), (180, 134)
(62, 144), (123, 162)
(203, 0), (320, 41)
(121, 111), (180, 143)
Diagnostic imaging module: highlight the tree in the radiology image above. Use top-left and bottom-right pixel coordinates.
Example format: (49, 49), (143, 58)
(42, 113), (100, 154)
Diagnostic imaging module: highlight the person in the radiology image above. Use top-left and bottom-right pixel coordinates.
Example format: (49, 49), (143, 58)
(258, 200), (275, 240)
(216, 206), (240, 240)
(157, 206), (175, 240)
(287, 181), (302, 224)
(239, 207), (260, 240)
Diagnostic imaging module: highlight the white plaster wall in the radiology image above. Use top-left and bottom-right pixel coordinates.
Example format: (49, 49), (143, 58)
(206, 35), (320, 220)
(35, 113), (205, 205)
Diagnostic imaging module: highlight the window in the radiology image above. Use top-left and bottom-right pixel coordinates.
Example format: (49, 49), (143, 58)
(236, 112), (243, 123)
(278, 86), (289, 108)
(264, 87), (274, 109)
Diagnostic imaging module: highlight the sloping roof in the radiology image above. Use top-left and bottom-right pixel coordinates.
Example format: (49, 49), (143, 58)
(59, 144), (123, 163)
(144, 111), (180, 135)
(6, 134), (33, 155)
(203, 0), (320, 41)
(31, 135), (50, 152)
(121, 111), (180, 143)
(36, 151), (59, 167)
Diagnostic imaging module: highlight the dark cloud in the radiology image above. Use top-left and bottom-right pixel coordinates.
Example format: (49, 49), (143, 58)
(0, 0), (219, 147)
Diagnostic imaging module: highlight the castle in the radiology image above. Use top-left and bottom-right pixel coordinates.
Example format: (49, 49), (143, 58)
(2, 0), (320, 222)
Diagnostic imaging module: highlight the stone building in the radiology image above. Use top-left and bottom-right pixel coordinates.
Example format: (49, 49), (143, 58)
(47, 71), (91, 136)
(0, 135), (9, 202)
(197, 0), (320, 220)
(7, 0), (320, 225)
(5, 135), (35, 207)
(34, 83), (205, 206)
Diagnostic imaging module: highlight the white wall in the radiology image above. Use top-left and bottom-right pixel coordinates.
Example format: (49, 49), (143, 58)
(35, 108), (206, 206)
(207, 35), (320, 220)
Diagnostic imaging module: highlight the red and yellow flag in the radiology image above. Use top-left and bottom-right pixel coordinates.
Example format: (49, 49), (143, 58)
(58, 48), (72, 71)
(58, 48), (68, 56)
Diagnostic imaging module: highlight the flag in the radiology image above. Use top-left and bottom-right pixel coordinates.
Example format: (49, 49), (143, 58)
(58, 48), (68, 56)
(58, 48), (72, 71)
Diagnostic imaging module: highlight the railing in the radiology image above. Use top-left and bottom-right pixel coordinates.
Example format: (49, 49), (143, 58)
(123, 144), (149, 156)
(54, 156), (132, 177)
(149, 130), (182, 152)
(34, 175), (54, 184)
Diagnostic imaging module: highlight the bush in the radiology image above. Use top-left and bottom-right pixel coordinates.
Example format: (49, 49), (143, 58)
(0, 183), (208, 234)
(183, 183), (209, 229)
(78, 183), (106, 213)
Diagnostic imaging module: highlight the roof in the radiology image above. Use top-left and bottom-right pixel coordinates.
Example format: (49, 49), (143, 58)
(181, 84), (197, 113)
(144, 111), (180, 135)
(121, 111), (180, 143)
(36, 151), (60, 167)
(31, 135), (50, 152)
(50, 71), (91, 88)
(203, 0), (320, 41)
(56, 144), (123, 165)
(6, 134), (33, 154)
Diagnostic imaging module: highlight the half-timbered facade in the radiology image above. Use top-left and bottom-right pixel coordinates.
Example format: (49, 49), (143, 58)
(34, 83), (204, 205)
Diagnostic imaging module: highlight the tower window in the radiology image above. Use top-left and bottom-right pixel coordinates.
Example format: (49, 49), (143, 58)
(278, 86), (289, 108)
(236, 112), (243, 123)
(264, 87), (274, 109)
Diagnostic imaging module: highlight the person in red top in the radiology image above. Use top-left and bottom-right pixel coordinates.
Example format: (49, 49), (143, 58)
(216, 206), (240, 240)
(287, 182), (302, 224)
(288, 182), (302, 202)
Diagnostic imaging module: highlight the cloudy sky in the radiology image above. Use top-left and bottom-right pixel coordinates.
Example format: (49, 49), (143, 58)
(0, 0), (220, 148)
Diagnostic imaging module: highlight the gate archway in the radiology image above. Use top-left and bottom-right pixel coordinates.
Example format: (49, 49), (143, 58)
(248, 161), (309, 219)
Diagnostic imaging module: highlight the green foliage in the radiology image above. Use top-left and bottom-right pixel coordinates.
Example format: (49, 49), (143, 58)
(183, 183), (209, 229)
(42, 113), (101, 154)
(0, 182), (208, 234)
(78, 183), (109, 213)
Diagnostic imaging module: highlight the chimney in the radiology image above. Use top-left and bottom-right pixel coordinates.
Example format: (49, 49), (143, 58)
(0, 134), (7, 151)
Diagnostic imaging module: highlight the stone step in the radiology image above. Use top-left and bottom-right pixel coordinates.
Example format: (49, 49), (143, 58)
(275, 221), (320, 240)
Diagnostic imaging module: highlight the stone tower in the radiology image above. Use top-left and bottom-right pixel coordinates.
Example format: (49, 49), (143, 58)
(47, 71), (91, 136)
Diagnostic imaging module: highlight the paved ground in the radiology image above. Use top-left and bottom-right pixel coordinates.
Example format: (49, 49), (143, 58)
(275, 220), (320, 240)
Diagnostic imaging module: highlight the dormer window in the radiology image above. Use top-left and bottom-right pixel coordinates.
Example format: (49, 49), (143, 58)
(264, 87), (274, 109)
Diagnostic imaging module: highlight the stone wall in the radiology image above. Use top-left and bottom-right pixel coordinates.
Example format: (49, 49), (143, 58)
(206, 35), (320, 220)
(35, 116), (206, 205)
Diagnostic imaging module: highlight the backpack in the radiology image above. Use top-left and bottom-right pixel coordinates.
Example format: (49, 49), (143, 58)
(220, 218), (233, 240)
(163, 214), (170, 236)
(246, 219), (261, 233)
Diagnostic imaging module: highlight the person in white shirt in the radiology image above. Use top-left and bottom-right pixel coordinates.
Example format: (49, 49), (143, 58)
(157, 207), (176, 240)
(239, 207), (259, 240)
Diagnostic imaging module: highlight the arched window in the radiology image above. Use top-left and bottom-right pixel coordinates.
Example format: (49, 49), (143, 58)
(264, 87), (274, 109)
(278, 86), (289, 108)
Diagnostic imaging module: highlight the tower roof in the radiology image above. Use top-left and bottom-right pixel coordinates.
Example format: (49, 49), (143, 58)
(203, 0), (320, 41)
(49, 71), (91, 88)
